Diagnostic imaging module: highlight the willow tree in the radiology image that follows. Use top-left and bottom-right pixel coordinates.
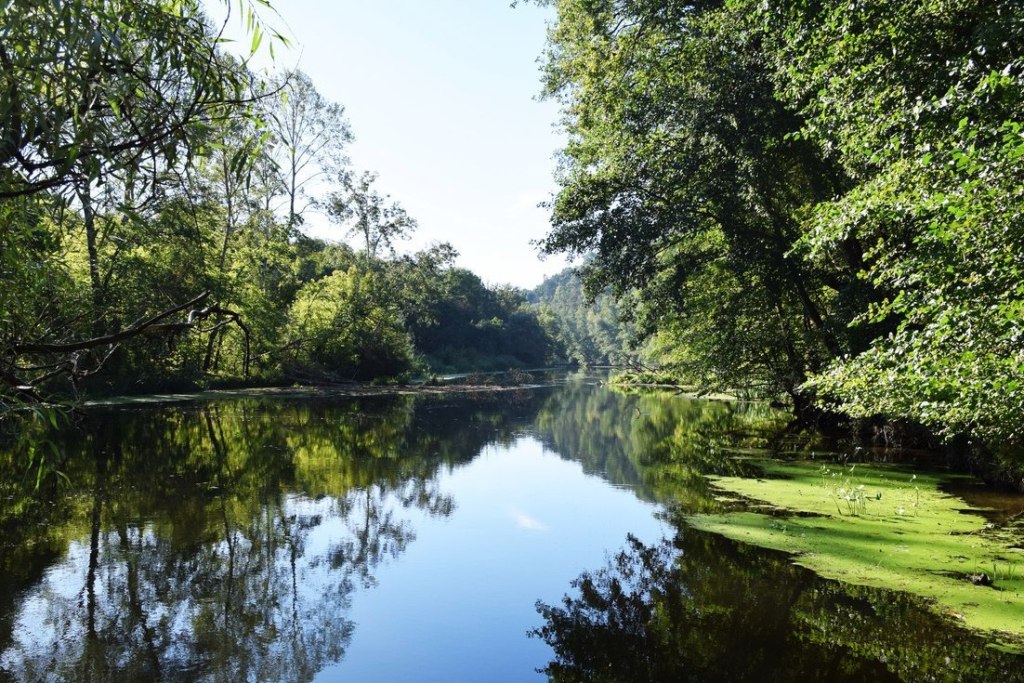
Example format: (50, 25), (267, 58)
(0, 0), (278, 404)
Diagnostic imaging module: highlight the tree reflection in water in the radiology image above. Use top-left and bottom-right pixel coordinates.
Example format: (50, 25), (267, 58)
(3, 380), (1022, 682)
(0, 393), (537, 682)
(533, 380), (790, 507)
(528, 382), (1024, 682)
(533, 526), (1024, 683)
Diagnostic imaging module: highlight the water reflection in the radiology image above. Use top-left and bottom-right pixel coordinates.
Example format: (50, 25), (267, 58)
(528, 383), (1024, 682)
(533, 524), (1024, 682)
(534, 381), (788, 507)
(0, 379), (1021, 682)
(0, 392), (544, 682)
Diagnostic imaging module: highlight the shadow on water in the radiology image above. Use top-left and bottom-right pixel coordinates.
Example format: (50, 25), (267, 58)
(528, 381), (1024, 682)
(533, 523), (1024, 682)
(0, 376), (1021, 681)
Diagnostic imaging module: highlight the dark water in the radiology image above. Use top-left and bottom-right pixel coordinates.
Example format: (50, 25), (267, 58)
(0, 375), (1021, 682)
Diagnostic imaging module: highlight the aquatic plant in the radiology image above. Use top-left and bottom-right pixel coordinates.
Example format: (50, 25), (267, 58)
(819, 465), (883, 517)
(689, 460), (1024, 650)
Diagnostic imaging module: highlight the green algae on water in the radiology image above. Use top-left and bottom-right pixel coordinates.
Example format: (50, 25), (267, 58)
(686, 460), (1024, 650)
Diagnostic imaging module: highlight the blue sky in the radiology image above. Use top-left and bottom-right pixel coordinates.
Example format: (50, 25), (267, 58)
(217, 0), (572, 288)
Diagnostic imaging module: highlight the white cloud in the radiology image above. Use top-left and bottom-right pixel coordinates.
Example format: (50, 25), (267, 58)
(510, 509), (548, 532)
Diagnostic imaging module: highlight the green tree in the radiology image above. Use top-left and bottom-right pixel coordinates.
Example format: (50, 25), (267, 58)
(285, 266), (416, 380)
(756, 0), (1024, 449)
(408, 266), (557, 371)
(326, 170), (417, 260)
(531, 0), (1024, 458)
(0, 0), (275, 403)
(530, 0), (861, 413)
(529, 267), (635, 366)
(0, 0), (263, 200)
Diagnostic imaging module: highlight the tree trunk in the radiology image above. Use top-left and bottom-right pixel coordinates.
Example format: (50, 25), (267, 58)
(79, 184), (104, 334)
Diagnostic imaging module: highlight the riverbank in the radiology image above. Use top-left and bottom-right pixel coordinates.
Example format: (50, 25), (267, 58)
(80, 375), (559, 408)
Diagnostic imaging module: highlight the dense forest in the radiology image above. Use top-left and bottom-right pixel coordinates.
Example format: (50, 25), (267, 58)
(3, 0), (1023, 476)
(0, 0), (620, 407)
(529, 0), (1024, 472)
(529, 268), (636, 366)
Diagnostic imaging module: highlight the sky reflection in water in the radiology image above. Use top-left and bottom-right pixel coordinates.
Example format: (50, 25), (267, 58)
(1, 379), (1022, 682)
(328, 440), (665, 682)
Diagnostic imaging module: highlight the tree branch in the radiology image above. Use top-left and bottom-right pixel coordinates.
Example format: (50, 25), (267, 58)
(12, 291), (211, 354)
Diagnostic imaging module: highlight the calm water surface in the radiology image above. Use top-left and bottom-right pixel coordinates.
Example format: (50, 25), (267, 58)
(0, 375), (1022, 682)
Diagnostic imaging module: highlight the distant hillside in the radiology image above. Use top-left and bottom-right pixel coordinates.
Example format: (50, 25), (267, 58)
(529, 268), (637, 366)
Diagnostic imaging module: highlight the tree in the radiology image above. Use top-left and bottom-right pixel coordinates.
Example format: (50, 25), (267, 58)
(404, 265), (557, 371)
(756, 0), (1024, 449)
(531, 0), (1024, 458)
(285, 267), (416, 380)
(529, 267), (636, 366)
(0, 0), (265, 201)
(326, 171), (416, 260)
(0, 0), (276, 403)
(264, 70), (353, 228)
(531, 0), (861, 412)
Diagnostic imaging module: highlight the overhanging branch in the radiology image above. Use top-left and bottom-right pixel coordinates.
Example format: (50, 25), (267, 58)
(2, 291), (253, 403)
(11, 291), (211, 354)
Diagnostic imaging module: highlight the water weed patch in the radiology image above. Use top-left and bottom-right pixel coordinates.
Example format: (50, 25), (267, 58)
(687, 460), (1024, 650)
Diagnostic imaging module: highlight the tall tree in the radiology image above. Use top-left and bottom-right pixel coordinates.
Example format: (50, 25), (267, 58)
(0, 0), (272, 402)
(531, 0), (1024, 455)
(758, 0), (1024, 447)
(326, 171), (416, 260)
(531, 0), (860, 412)
(264, 70), (353, 229)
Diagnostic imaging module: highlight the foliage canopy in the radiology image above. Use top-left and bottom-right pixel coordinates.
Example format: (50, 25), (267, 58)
(533, 0), (1024, 455)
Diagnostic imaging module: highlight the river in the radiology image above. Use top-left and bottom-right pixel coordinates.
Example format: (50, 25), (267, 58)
(0, 373), (1022, 681)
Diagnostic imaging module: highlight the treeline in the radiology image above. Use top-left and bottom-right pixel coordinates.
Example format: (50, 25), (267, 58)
(532, 0), (1024, 465)
(529, 268), (636, 366)
(0, 0), (570, 407)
